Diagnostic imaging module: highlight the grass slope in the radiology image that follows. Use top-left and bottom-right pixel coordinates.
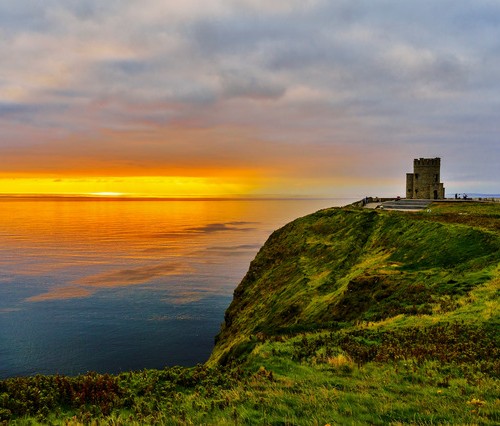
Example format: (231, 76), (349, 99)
(211, 202), (499, 365)
(1, 202), (499, 425)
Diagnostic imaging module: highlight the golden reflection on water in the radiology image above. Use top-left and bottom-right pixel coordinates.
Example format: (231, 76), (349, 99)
(0, 199), (344, 304)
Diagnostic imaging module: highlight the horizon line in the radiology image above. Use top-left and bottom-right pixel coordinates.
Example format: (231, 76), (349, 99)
(0, 193), (359, 202)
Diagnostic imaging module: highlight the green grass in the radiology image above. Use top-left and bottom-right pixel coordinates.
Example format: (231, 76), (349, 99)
(2, 355), (498, 425)
(1, 201), (499, 425)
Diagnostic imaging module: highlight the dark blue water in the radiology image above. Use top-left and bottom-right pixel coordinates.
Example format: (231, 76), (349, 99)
(1, 284), (230, 377)
(0, 199), (351, 378)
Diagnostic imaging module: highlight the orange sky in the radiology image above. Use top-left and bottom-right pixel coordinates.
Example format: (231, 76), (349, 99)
(0, 124), (401, 197)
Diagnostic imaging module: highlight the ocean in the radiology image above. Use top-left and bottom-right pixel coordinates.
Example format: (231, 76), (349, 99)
(0, 198), (353, 378)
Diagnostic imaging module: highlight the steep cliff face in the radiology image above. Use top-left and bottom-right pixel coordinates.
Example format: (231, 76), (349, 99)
(210, 203), (500, 364)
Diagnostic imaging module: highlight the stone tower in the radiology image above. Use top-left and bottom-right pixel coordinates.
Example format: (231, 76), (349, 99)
(406, 158), (445, 199)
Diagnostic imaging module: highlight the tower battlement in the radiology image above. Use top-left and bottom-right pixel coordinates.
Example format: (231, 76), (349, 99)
(414, 157), (441, 167)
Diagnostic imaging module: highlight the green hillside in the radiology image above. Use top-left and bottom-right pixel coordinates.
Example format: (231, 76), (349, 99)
(211, 202), (500, 366)
(1, 202), (499, 425)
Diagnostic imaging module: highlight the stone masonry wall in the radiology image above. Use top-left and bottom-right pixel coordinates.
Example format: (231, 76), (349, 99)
(406, 158), (445, 199)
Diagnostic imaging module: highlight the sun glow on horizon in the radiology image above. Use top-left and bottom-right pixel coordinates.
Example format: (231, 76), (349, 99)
(0, 175), (261, 198)
(89, 192), (125, 197)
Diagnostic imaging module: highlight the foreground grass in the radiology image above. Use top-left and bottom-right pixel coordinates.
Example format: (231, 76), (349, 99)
(1, 342), (499, 425)
(1, 201), (499, 425)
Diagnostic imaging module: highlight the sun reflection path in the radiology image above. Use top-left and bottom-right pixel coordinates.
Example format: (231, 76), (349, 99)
(89, 192), (125, 196)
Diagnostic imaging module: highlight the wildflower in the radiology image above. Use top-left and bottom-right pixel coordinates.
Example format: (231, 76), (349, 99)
(467, 398), (486, 407)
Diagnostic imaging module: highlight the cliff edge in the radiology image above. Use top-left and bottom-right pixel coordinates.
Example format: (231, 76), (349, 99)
(210, 202), (500, 366)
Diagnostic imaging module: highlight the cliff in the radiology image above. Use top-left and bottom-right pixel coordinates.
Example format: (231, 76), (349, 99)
(210, 202), (500, 365)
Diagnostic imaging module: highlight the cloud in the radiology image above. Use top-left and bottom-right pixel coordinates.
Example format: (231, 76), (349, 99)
(26, 262), (189, 302)
(205, 244), (262, 251)
(0, 1), (499, 195)
(0, 308), (22, 314)
(75, 263), (189, 287)
(26, 287), (93, 302)
(149, 313), (195, 321)
(219, 71), (286, 100)
(186, 222), (257, 233)
(201, 243), (263, 257)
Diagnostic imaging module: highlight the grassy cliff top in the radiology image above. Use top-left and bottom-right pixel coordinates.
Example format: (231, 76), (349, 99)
(210, 201), (500, 366)
(1, 201), (499, 425)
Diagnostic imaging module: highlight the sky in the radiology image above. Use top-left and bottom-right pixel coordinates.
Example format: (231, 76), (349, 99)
(1, 0), (499, 197)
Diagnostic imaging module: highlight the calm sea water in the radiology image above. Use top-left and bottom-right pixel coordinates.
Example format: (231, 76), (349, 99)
(0, 198), (353, 378)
